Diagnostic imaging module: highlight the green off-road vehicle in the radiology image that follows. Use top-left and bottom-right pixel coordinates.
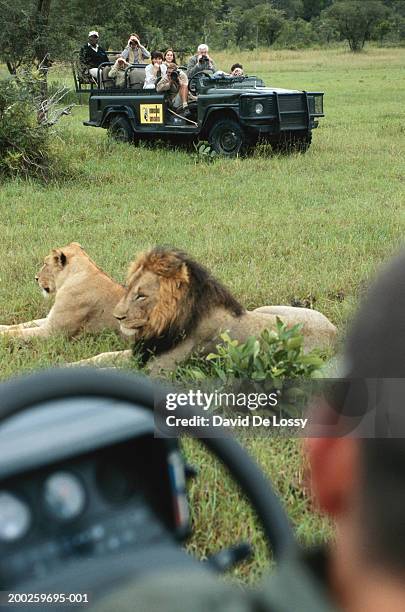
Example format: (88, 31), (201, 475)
(83, 62), (324, 156)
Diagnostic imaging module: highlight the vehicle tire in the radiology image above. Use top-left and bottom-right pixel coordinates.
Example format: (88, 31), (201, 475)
(108, 115), (134, 143)
(208, 119), (246, 157)
(271, 131), (312, 154)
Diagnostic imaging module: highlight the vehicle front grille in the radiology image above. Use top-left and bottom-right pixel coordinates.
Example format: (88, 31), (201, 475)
(278, 95), (305, 112)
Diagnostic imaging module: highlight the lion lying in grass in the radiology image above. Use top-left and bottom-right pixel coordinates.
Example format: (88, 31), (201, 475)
(74, 247), (337, 375)
(0, 242), (125, 339)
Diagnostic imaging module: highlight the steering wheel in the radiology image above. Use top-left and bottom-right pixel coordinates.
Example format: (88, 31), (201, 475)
(0, 368), (296, 608)
(188, 69), (214, 95)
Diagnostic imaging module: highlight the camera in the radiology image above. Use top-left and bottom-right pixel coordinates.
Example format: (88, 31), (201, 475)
(171, 70), (179, 81)
(199, 56), (209, 64)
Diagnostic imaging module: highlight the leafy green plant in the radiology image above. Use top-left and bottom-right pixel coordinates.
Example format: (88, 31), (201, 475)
(173, 319), (324, 384)
(193, 141), (217, 164)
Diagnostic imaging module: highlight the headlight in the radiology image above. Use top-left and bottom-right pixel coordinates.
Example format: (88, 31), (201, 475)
(255, 102), (264, 115)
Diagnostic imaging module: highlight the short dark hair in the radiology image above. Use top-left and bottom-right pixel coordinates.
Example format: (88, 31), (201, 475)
(342, 250), (405, 570)
(231, 63), (243, 72)
(151, 51), (163, 61)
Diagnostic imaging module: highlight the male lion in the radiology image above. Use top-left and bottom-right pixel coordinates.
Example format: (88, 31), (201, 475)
(75, 247), (337, 374)
(0, 242), (125, 339)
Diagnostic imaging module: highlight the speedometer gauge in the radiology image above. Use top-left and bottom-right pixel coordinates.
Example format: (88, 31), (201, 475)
(43, 471), (86, 521)
(0, 492), (31, 542)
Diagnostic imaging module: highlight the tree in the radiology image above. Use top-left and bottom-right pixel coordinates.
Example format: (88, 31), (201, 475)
(244, 4), (286, 46)
(257, 5), (287, 45)
(0, 2), (37, 74)
(0, 0), (55, 74)
(275, 17), (316, 48)
(271, 0), (304, 20)
(301, 0), (332, 22)
(324, 0), (390, 51)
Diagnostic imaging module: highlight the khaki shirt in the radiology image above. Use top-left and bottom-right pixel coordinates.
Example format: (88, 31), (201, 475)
(156, 70), (188, 96)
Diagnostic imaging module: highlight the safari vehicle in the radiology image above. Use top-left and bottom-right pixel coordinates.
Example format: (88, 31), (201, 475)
(83, 62), (324, 156)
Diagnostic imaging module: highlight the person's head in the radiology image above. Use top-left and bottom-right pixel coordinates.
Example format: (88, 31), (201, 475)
(164, 48), (176, 64)
(88, 30), (99, 46)
(151, 51), (163, 66)
(231, 63), (243, 76)
(197, 44), (209, 58)
(129, 33), (140, 47)
(166, 62), (178, 77)
(307, 250), (405, 576)
(116, 56), (128, 69)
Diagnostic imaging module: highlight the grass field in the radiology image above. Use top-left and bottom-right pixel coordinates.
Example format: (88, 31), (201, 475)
(1, 47), (404, 582)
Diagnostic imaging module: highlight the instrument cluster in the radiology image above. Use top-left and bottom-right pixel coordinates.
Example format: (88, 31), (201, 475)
(0, 471), (86, 543)
(0, 436), (187, 588)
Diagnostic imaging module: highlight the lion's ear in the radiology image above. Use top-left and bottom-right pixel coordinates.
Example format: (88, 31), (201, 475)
(176, 262), (189, 286)
(154, 254), (189, 281)
(52, 249), (67, 269)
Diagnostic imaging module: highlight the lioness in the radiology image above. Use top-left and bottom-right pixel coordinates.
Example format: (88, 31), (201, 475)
(0, 242), (125, 339)
(75, 247), (337, 374)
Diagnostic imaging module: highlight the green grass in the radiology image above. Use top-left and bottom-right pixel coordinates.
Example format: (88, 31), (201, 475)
(0, 47), (404, 581)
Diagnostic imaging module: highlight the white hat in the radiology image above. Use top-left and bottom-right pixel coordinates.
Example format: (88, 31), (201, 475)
(88, 30), (99, 37)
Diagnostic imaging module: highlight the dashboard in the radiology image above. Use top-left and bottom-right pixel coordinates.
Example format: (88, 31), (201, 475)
(0, 396), (191, 595)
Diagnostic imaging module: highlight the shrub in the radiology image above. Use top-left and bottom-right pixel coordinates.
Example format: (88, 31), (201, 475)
(174, 319), (325, 384)
(193, 141), (217, 164)
(0, 68), (73, 181)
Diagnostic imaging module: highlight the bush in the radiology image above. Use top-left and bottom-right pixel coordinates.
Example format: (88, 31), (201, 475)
(0, 76), (48, 180)
(174, 319), (325, 384)
(0, 69), (73, 181)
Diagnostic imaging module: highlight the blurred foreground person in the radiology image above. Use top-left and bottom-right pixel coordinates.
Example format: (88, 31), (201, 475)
(92, 251), (405, 611)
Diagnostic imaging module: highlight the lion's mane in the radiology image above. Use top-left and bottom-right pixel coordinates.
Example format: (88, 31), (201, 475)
(127, 247), (245, 363)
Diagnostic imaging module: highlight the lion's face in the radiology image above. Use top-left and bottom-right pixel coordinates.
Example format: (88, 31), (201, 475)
(35, 258), (58, 298)
(35, 249), (68, 298)
(114, 252), (190, 340)
(113, 270), (161, 338)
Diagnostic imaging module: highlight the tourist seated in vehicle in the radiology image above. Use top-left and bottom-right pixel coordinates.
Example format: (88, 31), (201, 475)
(230, 63), (244, 76)
(121, 34), (150, 64)
(187, 44), (217, 78)
(108, 56), (130, 87)
(79, 30), (109, 81)
(163, 49), (176, 66)
(156, 63), (193, 117)
(143, 51), (166, 89)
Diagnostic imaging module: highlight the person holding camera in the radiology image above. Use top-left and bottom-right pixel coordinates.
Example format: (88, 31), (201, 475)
(79, 31), (109, 81)
(121, 33), (150, 64)
(156, 63), (192, 117)
(187, 44), (217, 78)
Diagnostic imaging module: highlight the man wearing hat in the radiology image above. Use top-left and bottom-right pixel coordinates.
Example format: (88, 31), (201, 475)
(79, 31), (109, 81)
